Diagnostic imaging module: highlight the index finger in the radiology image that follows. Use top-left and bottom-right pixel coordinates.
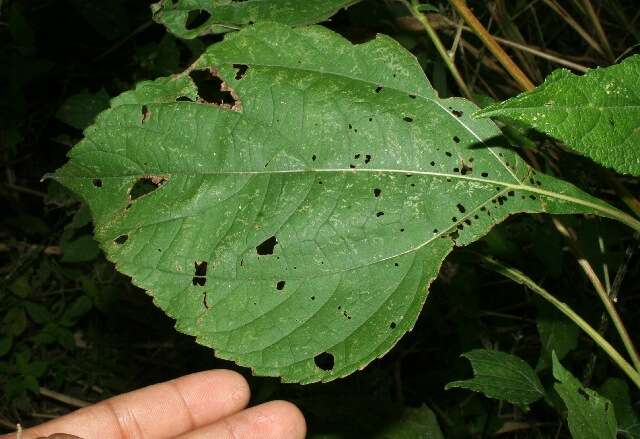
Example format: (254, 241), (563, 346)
(2, 369), (250, 439)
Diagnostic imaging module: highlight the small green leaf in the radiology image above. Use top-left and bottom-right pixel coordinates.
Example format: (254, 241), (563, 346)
(0, 336), (13, 357)
(599, 378), (640, 439)
(15, 351), (30, 373)
(552, 352), (617, 439)
(377, 406), (444, 439)
(151, 0), (360, 39)
(446, 349), (545, 405)
(56, 89), (110, 130)
(27, 360), (48, 378)
(8, 275), (31, 298)
(68, 204), (93, 229)
(416, 4), (440, 13)
(535, 302), (579, 370)
(60, 235), (100, 263)
(25, 302), (53, 325)
(3, 307), (27, 337)
(476, 55), (640, 176)
(61, 296), (93, 326)
(23, 375), (40, 394)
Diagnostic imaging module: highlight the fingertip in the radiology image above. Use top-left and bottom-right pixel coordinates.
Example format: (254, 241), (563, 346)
(243, 400), (306, 439)
(173, 369), (251, 419)
(216, 369), (251, 408)
(176, 398), (307, 439)
(264, 400), (307, 439)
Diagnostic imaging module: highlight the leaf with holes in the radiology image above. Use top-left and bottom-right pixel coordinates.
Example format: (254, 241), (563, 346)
(476, 55), (640, 176)
(553, 353), (618, 439)
(52, 23), (640, 383)
(445, 349), (545, 405)
(151, 0), (360, 39)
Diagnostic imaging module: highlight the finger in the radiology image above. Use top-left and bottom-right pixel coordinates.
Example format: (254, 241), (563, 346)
(175, 400), (306, 439)
(7, 370), (250, 439)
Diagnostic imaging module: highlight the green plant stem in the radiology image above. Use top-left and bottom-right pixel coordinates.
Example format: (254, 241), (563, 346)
(554, 219), (640, 371)
(602, 170), (640, 219)
(479, 255), (640, 390)
(403, 0), (473, 100)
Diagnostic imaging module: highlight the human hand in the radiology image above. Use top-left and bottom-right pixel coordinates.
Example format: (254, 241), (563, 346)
(1, 370), (306, 439)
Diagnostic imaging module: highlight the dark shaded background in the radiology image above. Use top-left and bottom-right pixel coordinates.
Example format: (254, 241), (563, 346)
(2, 1), (639, 437)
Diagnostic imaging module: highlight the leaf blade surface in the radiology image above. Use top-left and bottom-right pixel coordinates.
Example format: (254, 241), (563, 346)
(151, 0), (360, 39)
(54, 23), (630, 383)
(553, 353), (617, 439)
(446, 349), (545, 405)
(476, 55), (640, 176)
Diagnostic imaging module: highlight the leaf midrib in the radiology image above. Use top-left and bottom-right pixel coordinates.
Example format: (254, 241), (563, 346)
(65, 160), (630, 228)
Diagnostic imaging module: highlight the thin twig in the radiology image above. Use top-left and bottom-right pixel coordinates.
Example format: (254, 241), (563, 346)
(39, 387), (91, 408)
(542, 0), (606, 59)
(3, 182), (47, 198)
(492, 35), (589, 72)
(93, 20), (153, 62)
(400, 12), (590, 72)
(449, 0), (535, 91)
(579, 0), (615, 62)
(0, 417), (16, 431)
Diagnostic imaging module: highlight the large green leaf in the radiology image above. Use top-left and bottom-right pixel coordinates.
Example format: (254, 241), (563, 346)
(53, 23), (638, 383)
(445, 349), (545, 405)
(476, 55), (640, 176)
(151, 0), (360, 39)
(552, 353), (617, 439)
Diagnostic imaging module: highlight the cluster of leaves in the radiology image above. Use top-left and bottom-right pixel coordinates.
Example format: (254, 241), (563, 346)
(3, 0), (640, 437)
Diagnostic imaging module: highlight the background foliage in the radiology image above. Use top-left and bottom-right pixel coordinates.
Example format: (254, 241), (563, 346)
(2, 0), (639, 437)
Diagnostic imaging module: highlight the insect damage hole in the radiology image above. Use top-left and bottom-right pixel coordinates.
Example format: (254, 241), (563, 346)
(192, 261), (207, 286)
(256, 235), (278, 255)
(114, 235), (128, 245)
(373, 188), (381, 197)
(141, 105), (150, 124)
(314, 352), (334, 371)
(185, 9), (211, 30)
(130, 176), (167, 201)
(276, 280), (285, 290)
(202, 292), (209, 309)
(189, 69), (241, 110)
(92, 178), (103, 188)
(233, 63), (249, 80)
